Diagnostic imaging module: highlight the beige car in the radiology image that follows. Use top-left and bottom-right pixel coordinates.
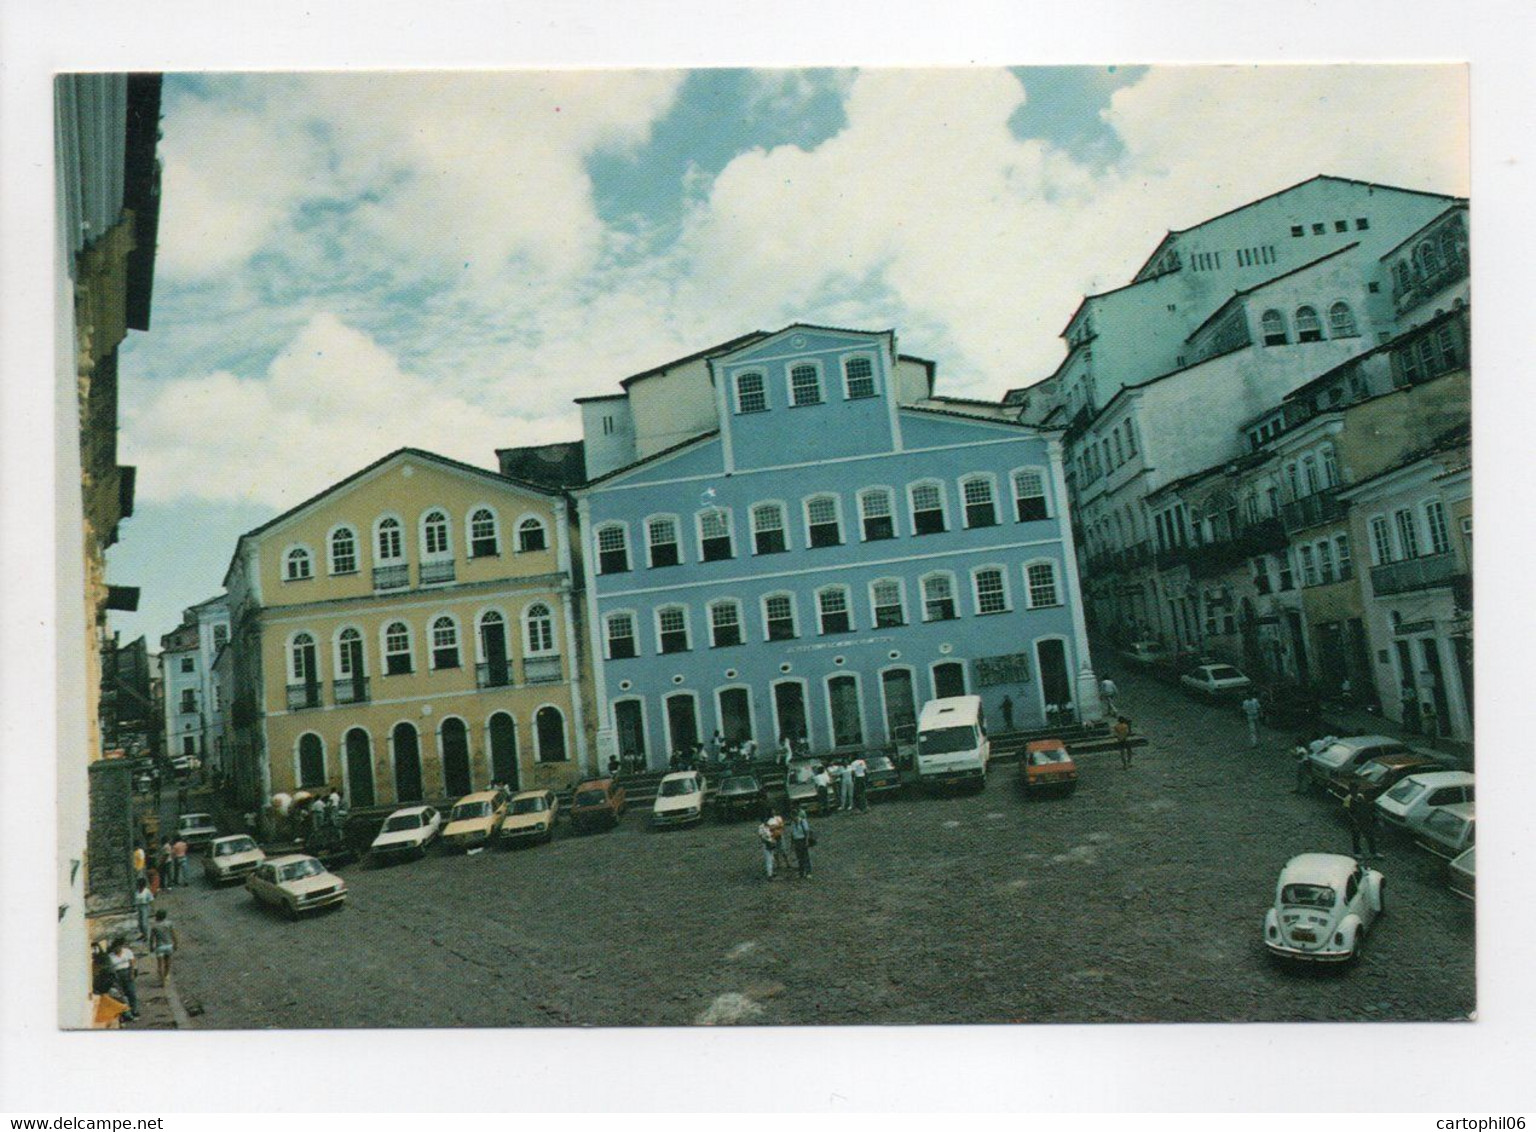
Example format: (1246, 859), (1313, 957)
(203, 834), (266, 885)
(441, 789), (509, 850)
(498, 790), (559, 846)
(245, 854), (347, 920)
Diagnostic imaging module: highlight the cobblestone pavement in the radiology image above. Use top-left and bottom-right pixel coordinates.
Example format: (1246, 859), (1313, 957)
(164, 662), (1474, 1027)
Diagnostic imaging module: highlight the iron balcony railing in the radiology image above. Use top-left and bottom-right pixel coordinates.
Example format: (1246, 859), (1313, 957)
(475, 661), (514, 689)
(419, 559), (457, 585)
(286, 683), (322, 711)
(332, 675), (369, 704)
(1394, 261), (1469, 313)
(523, 655), (563, 685)
(372, 563), (409, 591)
(1280, 488), (1345, 534)
(1371, 551), (1461, 596)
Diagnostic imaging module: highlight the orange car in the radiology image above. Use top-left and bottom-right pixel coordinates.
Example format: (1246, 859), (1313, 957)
(1023, 738), (1078, 796)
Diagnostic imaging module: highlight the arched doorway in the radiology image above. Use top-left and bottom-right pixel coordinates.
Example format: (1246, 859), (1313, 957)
(441, 717), (472, 797)
(344, 728), (375, 806)
(535, 706), (568, 763)
(488, 712), (519, 788)
(933, 661), (967, 699)
(613, 700), (646, 771)
(664, 694), (699, 760)
(392, 722), (423, 802)
(881, 668), (918, 744)
(297, 733), (325, 787)
(827, 675), (864, 748)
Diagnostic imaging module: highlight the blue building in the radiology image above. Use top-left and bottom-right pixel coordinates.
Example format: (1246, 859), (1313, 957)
(573, 325), (1101, 770)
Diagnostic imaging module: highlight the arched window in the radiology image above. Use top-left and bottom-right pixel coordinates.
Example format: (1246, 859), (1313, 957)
(431, 616), (460, 669)
(657, 606), (690, 654)
(535, 706), (568, 763)
(972, 566), (1010, 615)
(595, 524), (630, 574)
(871, 578), (905, 628)
(805, 495), (842, 548)
(335, 627), (366, 702)
(763, 593), (797, 641)
(605, 612), (637, 659)
(383, 621), (412, 675)
(1013, 468), (1049, 522)
(909, 481), (947, 535)
(709, 600), (743, 648)
(516, 516), (546, 553)
(734, 371), (767, 414)
(698, 508), (735, 561)
(1025, 561), (1061, 608)
(751, 503), (787, 555)
(523, 602), (555, 655)
(789, 362), (823, 406)
(1260, 309), (1288, 346)
(1328, 301), (1358, 338)
(647, 516), (680, 567)
(285, 547), (313, 581)
(1294, 306), (1323, 343)
(421, 509), (451, 558)
(477, 611), (511, 687)
(817, 586), (853, 634)
(1415, 239), (1442, 277)
(859, 488), (896, 541)
(376, 517), (403, 561)
(469, 509), (500, 557)
(328, 527), (358, 575)
(961, 476), (998, 529)
(843, 356), (877, 399)
(289, 632), (318, 682)
(922, 573), (957, 621)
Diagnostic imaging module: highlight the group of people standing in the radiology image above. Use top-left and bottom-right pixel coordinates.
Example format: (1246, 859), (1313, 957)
(109, 841), (185, 1024)
(816, 757), (869, 814)
(757, 807), (815, 881)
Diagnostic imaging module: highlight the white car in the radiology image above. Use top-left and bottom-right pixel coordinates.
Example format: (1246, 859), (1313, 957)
(1448, 845), (1475, 901)
(1263, 853), (1384, 965)
(1305, 735), (1415, 790)
(245, 854), (347, 919)
(1413, 802), (1475, 860)
(369, 805), (442, 861)
(1179, 663), (1252, 699)
(202, 834), (266, 885)
(175, 812), (219, 848)
(1374, 770), (1474, 830)
(651, 771), (706, 827)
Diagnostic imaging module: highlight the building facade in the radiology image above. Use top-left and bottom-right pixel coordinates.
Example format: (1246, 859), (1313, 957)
(222, 449), (591, 809)
(575, 325), (1099, 771)
(158, 594), (231, 770)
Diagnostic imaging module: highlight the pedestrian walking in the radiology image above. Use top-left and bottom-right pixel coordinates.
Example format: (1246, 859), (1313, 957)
(1000, 695), (1015, 731)
(1344, 786), (1380, 858)
(148, 910), (178, 986)
(132, 878), (154, 941)
(837, 761), (854, 812)
(157, 839), (173, 889)
(172, 837), (190, 886)
(1100, 677), (1119, 717)
(1113, 716), (1134, 768)
(789, 807), (814, 879)
(1293, 741), (1313, 793)
(1241, 695), (1262, 747)
(108, 938), (139, 1022)
(851, 756), (869, 812)
(757, 814), (783, 880)
(813, 764), (831, 814)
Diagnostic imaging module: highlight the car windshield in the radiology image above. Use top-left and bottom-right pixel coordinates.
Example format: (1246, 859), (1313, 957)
(659, 778), (697, 797)
(1385, 780), (1425, 804)
(181, 815), (212, 828)
(722, 777), (757, 792)
(574, 790), (608, 807)
(278, 859), (325, 882)
(383, 813), (422, 832)
(1314, 743), (1359, 769)
(1280, 883), (1337, 909)
(1208, 666), (1244, 680)
(1355, 761), (1394, 785)
(511, 796), (547, 814)
(451, 801), (491, 820)
(1029, 749), (1069, 766)
(920, 725), (978, 754)
(215, 837), (255, 856)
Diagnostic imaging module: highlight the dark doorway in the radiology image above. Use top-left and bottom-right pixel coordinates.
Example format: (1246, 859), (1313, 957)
(717, 687), (752, 746)
(1035, 639), (1073, 718)
(665, 695), (699, 759)
(933, 661), (967, 699)
(298, 733), (325, 787)
(772, 682), (808, 747)
(535, 706), (568, 762)
(488, 712), (519, 788)
(1420, 638), (1452, 738)
(441, 718), (472, 796)
(614, 700), (646, 770)
(1285, 610), (1310, 685)
(828, 675), (864, 748)
(881, 668), (918, 744)
(344, 728), (374, 806)
(393, 723), (423, 802)
(1394, 639), (1421, 733)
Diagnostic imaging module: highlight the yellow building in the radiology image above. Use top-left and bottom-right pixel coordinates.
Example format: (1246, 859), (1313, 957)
(224, 449), (591, 808)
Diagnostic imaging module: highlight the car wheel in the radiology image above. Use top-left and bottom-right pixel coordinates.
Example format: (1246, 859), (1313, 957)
(285, 902), (300, 922)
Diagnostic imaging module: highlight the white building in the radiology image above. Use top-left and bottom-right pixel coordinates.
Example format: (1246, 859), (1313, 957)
(159, 593), (231, 772)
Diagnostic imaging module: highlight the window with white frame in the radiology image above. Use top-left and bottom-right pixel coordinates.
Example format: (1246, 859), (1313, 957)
(431, 616), (461, 669)
(212, 624), (228, 650)
(336, 627), (363, 677)
(1328, 301), (1358, 338)
(1369, 516), (1393, 565)
(1295, 306), (1324, 343)
(710, 600), (743, 647)
(752, 503), (787, 555)
(789, 363), (822, 406)
(285, 547), (313, 581)
(658, 606), (690, 653)
(1025, 561), (1060, 608)
(735, 371), (767, 413)
(1261, 309), (1288, 346)
(516, 516), (546, 553)
(606, 613), (637, 659)
(469, 509), (500, 557)
(647, 517), (680, 568)
(376, 517), (403, 561)
(973, 567), (1009, 615)
(329, 528), (358, 574)
(422, 510), (451, 557)
(961, 476), (998, 528)
(699, 509), (734, 561)
(1299, 545), (1319, 586)
(844, 356), (877, 399)
(764, 594), (797, 641)
(922, 573), (957, 621)
(871, 578), (905, 628)
(1394, 508), (1421, 559)
(596, 524), (630, 574)
(383, 622), (412, 675)
(1012, 469), (1048, 522)
(1336, 534), (1353, 579)
(1321, 447), (1339, 488)
(1424, 499), (1451, 555)
(859, 489), (895, 541)
(524, 603), (555, 654)
(817, 586), (852, 634)
(806, 495), (842, 548)
(290, 633), (317, 682)
(910, 482), (946, 535)
(1316, 540), (1335, 584)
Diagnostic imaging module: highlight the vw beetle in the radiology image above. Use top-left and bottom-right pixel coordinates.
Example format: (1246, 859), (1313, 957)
(1263, 853), (1384, 966)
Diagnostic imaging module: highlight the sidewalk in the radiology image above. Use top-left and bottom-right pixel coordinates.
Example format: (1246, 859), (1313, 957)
(88, 908), (193, 1030)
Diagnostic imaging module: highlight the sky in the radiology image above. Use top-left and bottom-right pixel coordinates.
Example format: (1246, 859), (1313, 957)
(104, 65), (1469, 649)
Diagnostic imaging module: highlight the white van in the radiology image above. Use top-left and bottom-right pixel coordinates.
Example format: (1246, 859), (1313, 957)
(915, 696), (989, 787)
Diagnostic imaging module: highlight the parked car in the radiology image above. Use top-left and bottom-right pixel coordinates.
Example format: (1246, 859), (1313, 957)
(915, 696), (990, 787)
(245, 854), (347, 920)
(1022, 738), (1078, 796)
(441, 789), (509, 851)
(1447, 845), (1475, 901)
(1179, 663), (1253, 699)
(1375, 770), (1474, 831)
(1262, 852), (1384, 966)
(1412, 802), (1475, 860)
(369, 805), (442, 861)
(175, 812), (219, 848)
(202, 834), (266, 885)
(1119, 640), (1169, 666)
(569, 778), (626, 831)
(863, 754), (903, 796)
(1326, 751), (1444, 803)
(784, 760), (824, 813)
(715, 774), (767, 821)
(651, 771), (706, 828)
(499, 790), (559, 845)
(1305, 736), (1415, 790)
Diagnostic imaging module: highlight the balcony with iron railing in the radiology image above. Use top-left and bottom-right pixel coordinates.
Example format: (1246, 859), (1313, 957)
(1280, 488), (1345, 534)
(1160, 518), (1289, 578)
(475, 661), (515, 689)
(332, 675), (370, 705)
(419, 558), (457, 585)
(1394, 260), (1469, 314)
(286, 682), (322, 711)
(1370, 550), (1462, 596)
(372, 563), (409, 591)
(522, 654), (563, 685)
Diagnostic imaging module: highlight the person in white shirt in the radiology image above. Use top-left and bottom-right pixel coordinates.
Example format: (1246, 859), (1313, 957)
(850, 756), (869, 812)
(1100, 677), (1119, 716)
